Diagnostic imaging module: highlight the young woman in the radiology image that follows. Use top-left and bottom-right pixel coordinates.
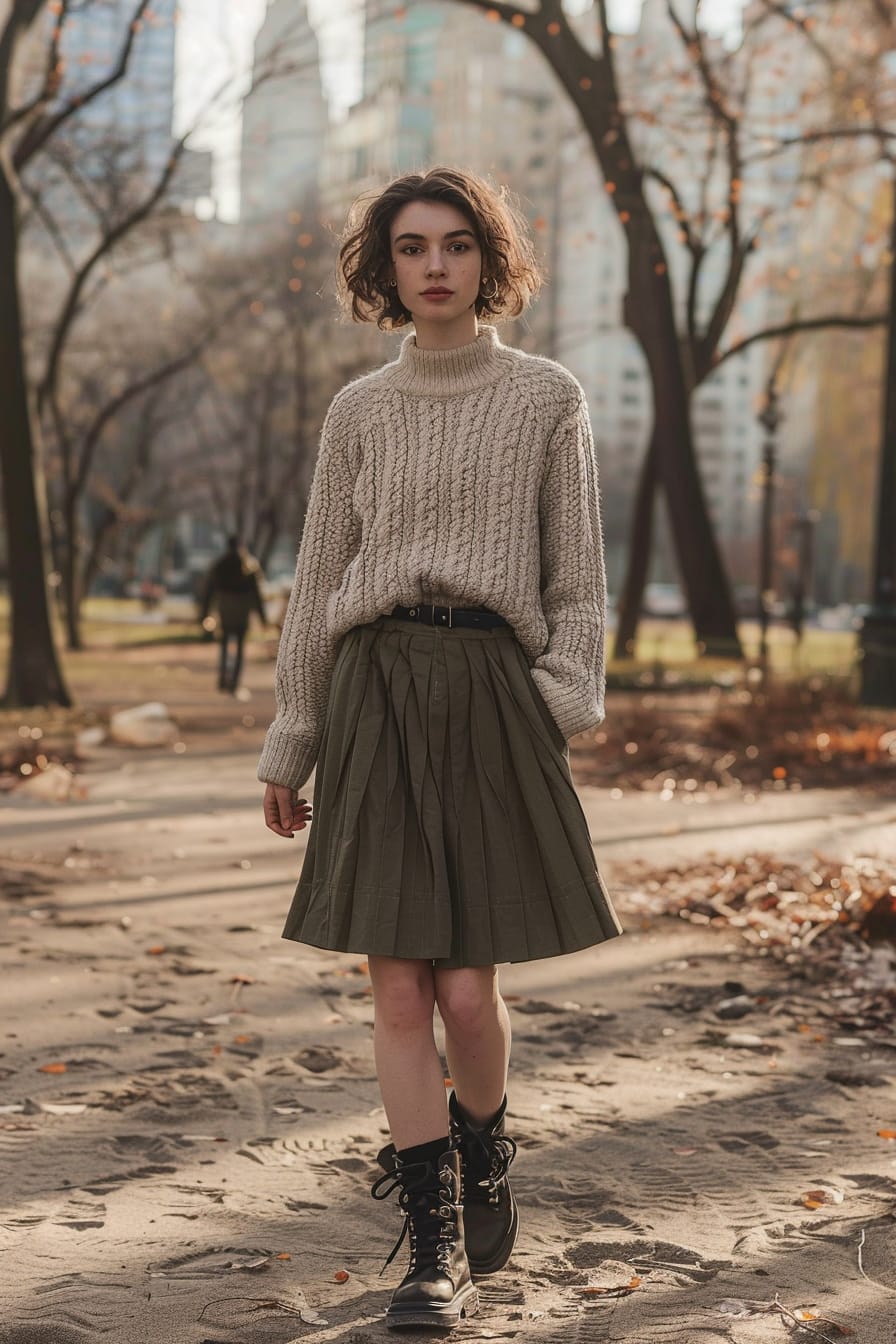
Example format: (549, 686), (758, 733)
(258, 166), (623, 1330)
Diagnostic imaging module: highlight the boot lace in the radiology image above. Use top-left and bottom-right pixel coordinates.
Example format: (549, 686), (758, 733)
(466, 1131), (517, 1207)
(371, 1160), (459, 1277)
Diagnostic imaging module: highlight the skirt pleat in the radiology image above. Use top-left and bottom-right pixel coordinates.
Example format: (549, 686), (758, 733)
(281, 614), (623, 967)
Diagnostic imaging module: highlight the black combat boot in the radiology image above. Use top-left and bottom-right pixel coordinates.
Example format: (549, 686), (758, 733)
(448, 1091), (518, 1275)
(371, 1137), (479, 1329)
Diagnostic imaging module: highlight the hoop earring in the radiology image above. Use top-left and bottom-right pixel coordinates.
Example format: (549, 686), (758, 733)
(479, 276), (498, 301)
(388, 279), (397, 287)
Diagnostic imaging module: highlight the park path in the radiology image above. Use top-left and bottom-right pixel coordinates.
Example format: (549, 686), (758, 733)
(1, 641), (894, 1344)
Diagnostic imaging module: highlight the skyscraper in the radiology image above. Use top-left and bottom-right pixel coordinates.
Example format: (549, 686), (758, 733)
(239, 0), (328, 223)
(58, 0), (177, 183)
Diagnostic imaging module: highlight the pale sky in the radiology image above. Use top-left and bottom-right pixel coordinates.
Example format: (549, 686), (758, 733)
(176, 0), (746, 218)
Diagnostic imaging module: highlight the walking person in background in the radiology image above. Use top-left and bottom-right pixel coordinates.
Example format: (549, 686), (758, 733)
(258, 166), (623, 1330)
(199, 536), (268, 694)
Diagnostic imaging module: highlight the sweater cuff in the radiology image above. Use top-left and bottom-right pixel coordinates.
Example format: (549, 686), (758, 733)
(531, 667), (605, 743)
(256, 727), (319, 791)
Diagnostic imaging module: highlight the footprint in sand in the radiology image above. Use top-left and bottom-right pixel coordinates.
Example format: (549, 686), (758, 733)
(53, 1197), (106, 1230)
(295, 1045), (344, 1073)
(716, 1129), (780, 1152)
(147, 1244), (276, 1279)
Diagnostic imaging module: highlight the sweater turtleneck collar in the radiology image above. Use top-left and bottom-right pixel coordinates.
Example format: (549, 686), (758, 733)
(385, 323), (513, 398)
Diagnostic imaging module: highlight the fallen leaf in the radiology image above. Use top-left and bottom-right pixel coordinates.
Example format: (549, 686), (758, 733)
(878, 1129), (896, 1140)
(146, 945), (166, 955)
(276, 1252), (291, 1261)
(800, 1185), (844, 1209)
(577, 1275), (641, 1297)
(38, 1062), (67, 1074)
(334, 1269), (350, 1282)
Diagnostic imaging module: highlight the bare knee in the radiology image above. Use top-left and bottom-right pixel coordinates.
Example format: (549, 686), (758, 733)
(369, 957), (436, 1034)
(435, 966), (498, 1037)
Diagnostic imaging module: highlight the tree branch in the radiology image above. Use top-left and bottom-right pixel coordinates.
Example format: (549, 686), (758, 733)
(0, 2), (47, 119)
(19, 178), (77, 275)
(715, 311), (887, 369)
(666, 0), (752, 384)
(37, 133), (189, 417)
(72, 297), (245, 503)
(744, 125), (896, 167)
(13, 0), (153, 170)
(643, 165), (700, 256)
(752, 0), (838, 73)
(697, 214), (769, 378)
(0, 0), (70, 135)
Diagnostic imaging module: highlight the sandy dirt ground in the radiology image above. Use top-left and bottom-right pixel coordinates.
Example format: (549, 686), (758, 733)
(1, 641), (895, 1344)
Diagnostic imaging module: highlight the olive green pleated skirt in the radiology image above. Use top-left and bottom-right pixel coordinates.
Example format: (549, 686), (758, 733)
(282, 613), (623, 968)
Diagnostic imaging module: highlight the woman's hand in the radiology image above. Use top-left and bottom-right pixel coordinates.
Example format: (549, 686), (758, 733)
(263, 783), (312, 837)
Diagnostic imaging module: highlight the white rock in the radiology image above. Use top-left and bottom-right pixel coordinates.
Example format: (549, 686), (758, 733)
(18, 762), (79, 801)
(109, 702), (178, 747)
(724, 1032), (766, 1048)
(76, 726), (106, 751)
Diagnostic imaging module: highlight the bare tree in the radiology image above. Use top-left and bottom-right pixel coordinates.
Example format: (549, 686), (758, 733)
(449, 0), (890, 658)
(187, 196), (373, 573)
(0, 0), (323, 695)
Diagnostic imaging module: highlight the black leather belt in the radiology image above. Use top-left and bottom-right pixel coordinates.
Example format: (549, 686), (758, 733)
(390, 603), (509, 630)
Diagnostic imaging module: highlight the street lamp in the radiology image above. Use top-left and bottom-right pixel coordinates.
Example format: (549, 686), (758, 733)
(756, 383), (783, 669)
(788, 509), (818, 645)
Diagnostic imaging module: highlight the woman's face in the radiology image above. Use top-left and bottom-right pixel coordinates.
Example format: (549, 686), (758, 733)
(388, 199), (484, 326)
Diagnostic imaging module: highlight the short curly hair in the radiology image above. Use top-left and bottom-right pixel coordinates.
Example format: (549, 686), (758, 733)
(336, 165), (544, 330)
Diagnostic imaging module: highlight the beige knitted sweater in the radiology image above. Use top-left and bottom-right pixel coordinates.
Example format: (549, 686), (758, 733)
(257, 322), (607, 790)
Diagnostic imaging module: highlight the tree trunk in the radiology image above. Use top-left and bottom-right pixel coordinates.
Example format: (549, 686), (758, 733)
(455, 4), (743, 659)
(613, 428), (658, 660)
(622, 214), (743, 657)
(859, 169), (896, 705)
(0, 159), (70, 706)
(61, 494), (82, 650)
(81, 506), (117, 601)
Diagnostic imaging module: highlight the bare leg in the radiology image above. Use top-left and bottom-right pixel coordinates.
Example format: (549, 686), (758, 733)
(434, 965), (510, 1126)
(368, 955), (449, 1150)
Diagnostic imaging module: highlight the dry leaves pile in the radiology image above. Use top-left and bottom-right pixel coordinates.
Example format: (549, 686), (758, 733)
(619, 852), (896, 1024)
(621, 851), (896, 948)
(572, 684), (896, 792)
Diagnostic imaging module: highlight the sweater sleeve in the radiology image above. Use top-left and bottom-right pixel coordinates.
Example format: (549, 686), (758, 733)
(530, 394), (607, 742)
(256, 390), (361, 790)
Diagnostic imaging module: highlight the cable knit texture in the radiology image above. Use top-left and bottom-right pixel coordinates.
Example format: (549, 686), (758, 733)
(257, 323), (607, 790)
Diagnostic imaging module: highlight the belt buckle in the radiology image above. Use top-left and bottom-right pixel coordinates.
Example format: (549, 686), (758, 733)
(438, 605), (453, 628)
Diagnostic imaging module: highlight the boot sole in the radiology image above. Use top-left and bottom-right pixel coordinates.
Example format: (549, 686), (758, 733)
(385, 1283), (479, 1329)
(468, 1192), (519, 1276)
